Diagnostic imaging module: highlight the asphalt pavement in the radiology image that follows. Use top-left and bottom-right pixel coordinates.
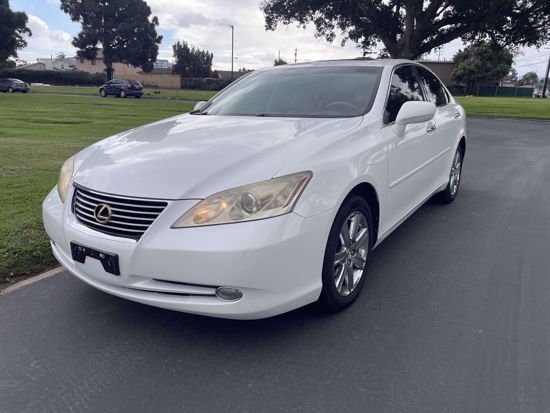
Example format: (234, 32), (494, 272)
(1, 117), (549, 413)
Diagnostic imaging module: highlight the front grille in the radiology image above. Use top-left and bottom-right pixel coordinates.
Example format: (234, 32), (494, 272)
(72, 185), (168, 240)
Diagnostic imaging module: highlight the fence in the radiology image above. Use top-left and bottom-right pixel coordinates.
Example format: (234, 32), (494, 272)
(478, 86), (534, 97)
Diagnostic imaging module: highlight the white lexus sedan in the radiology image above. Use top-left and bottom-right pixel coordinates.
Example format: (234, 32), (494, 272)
(43, 60), (466, 319)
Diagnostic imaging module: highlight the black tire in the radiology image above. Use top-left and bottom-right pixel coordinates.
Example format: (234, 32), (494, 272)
(319, 194), (374, 312)
(8, 87), (14, 93)
(436, 145), (464, 204)
(100, 89), (107, 97)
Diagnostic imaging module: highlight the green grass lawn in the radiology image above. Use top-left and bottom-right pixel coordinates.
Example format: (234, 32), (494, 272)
(1, 92), (548, 287)
(0, 92), (193, 286)
(456, 96), (550, 120)
(30, 85), (217, 102)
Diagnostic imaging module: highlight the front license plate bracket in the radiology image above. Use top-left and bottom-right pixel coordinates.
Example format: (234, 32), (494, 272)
(70, 242), (120, 276)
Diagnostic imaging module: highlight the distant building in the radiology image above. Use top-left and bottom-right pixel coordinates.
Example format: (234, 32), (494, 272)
(16, 58), (77, 71)
(418, 60), (455, 86)
(16, 61), (46, 71)
(153, 60), (171, 69)
(74, 49), (140, 78)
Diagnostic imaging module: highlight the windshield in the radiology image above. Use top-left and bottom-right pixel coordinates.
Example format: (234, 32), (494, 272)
(199, 66), (383, 118)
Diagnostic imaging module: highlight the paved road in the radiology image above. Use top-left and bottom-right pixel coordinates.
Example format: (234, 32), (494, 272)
(1, 118), (549, 413)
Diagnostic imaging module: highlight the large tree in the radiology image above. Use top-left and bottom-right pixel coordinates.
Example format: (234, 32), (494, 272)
(261, 0), (550, 59)
(452, 42), (514, 94)
(172, 41), (213, 78)
(519, 71), (539, 86)
(0, 0), (31, 67)
(60, 0), (162, 80)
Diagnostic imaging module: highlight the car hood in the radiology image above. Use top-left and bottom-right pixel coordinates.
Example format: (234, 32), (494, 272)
(73, 114), (362, 199)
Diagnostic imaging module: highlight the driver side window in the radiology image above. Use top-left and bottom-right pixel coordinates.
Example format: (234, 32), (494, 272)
(384, 66), (425, 124)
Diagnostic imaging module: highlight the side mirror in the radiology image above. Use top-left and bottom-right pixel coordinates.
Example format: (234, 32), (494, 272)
(393, 101), (436, 137)
(193, 101), (207, 112)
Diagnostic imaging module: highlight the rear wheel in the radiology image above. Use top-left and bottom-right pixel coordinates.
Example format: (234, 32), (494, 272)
(436, 146), (463, 204)
(319, 195), (373, 311)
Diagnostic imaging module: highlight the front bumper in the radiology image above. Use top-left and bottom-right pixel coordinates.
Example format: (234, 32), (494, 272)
(43, 186), (332, 319)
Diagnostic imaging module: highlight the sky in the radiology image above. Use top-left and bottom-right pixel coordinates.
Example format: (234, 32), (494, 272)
(11, 0), (550, 78)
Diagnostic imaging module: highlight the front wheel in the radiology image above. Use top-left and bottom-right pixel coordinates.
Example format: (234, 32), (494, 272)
(8, 87), (14, 93)
(436, 146), (463, 204)
(319, 195), (373, 311)
(120, 90), (126, 98)
(100, 89), (107, 97)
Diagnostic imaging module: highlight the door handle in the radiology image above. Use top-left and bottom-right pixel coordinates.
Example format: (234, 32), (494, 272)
(454, 112), (462, 119)
(426, 124), (437, 133)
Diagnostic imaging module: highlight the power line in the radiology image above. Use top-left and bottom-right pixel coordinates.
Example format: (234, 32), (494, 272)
(515, 59), (549, 68)
(514, 53), (550, 62)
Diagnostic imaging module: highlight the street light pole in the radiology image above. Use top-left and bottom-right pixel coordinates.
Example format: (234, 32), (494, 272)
(230, 25), (235, 80)
(542, 47), (550, 98)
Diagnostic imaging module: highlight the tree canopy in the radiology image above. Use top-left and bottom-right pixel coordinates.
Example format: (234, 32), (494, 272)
(519, 71), (539, 86)
(261, 0), (550, 59)
(452, 42), (514, 94)
(60, 0), (162, 80)
(0, 0), (31, 67)
(172, 41), (213, 78)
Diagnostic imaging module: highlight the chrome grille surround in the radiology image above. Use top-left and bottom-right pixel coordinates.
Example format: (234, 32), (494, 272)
(72, 185), (168, 240)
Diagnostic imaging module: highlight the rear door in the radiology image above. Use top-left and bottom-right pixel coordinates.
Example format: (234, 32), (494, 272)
(380, 65), (440, 232)
(415, 66), (461, 185)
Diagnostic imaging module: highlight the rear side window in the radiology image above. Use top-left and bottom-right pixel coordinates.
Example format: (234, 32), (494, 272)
(385, 65), (425, 124)
(416, 67), (448, 107)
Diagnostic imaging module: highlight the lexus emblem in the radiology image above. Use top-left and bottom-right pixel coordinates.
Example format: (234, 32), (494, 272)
(94, 203), (112, 224)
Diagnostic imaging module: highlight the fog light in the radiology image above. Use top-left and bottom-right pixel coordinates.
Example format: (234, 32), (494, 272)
(216, 287), (243, 301)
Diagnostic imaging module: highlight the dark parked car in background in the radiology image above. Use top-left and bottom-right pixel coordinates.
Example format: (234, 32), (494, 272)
(0, 78), (30, 93)
(99, 79), (144, 98)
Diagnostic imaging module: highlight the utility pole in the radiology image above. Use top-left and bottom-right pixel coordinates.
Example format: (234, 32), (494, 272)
(542, 47), (550, 98)
(230, 25), (235, 80)
(294, 48), (298, 64)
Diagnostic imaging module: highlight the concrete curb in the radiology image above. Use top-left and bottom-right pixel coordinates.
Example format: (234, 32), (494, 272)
(0, 267), (64, 296)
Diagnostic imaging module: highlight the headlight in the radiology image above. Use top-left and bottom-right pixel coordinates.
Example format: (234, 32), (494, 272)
(172, 171), (312, 228)
(57, 155), (76, 203)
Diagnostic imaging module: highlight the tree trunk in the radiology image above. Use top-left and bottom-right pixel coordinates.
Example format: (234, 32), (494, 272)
(105, 61), (114, 81)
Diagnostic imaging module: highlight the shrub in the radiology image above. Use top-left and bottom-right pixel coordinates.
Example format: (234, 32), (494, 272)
(0, 69), (106, 86)
(180, 77), (233, 91)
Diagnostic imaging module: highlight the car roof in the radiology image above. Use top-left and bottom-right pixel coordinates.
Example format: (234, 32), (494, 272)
(255, 59), (422, 75)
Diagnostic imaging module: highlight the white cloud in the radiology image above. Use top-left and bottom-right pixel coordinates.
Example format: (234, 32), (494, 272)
(20, 15), (75, 62)
(148, 0), (365, 70)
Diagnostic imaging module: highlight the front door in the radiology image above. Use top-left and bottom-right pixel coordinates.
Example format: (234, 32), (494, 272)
(381, 65), (439, 233)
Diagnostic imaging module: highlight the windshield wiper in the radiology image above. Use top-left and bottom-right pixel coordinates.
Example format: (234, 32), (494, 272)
(190, 110), (208, 115)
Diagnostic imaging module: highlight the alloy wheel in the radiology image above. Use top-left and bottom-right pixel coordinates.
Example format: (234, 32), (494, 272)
(333, 211), (369, 296)
(449, 150), (462, 196)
